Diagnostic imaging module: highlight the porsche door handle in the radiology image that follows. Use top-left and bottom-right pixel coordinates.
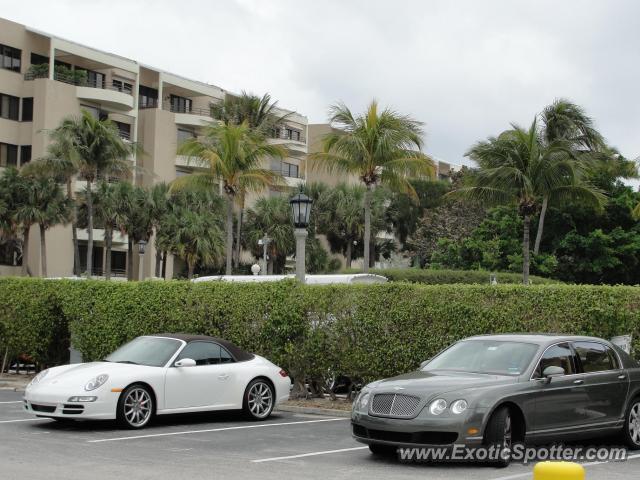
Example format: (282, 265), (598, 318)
(218, 374), (230, 380)
(618, 374), (626, 380)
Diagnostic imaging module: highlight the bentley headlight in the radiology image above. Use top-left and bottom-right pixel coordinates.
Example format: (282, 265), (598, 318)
(354, 389), (371, 413)
(28, 369), (49, 387)
(429, 398), (447, 415)
(84, 374), (109, 391)
(451, 399), (468, 415)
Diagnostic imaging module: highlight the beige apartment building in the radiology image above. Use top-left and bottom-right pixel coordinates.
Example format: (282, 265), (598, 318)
(0, 16), (308, 279)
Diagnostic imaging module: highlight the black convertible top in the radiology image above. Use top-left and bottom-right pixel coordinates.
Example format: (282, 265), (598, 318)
(152, 333), (255, 362)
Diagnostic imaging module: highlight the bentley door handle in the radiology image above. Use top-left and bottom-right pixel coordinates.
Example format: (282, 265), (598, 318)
(573, 379), (584, 385)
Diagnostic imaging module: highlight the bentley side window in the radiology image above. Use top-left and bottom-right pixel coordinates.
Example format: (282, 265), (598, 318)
(533, 343), (575, 378)
(177, 342), (235, 366)
(573, 341), (619, 372)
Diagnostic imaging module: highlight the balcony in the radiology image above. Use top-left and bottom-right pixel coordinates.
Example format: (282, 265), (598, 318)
(25, 69), (134, 111)
(162, 102), (214, 127)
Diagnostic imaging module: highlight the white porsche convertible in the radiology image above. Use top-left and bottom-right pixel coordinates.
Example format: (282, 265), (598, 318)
(23, 334), (291, 428)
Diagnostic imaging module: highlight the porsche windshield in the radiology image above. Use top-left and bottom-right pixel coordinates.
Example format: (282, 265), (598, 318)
(105, 337), (182, 367)
(423, 340), (540, 376)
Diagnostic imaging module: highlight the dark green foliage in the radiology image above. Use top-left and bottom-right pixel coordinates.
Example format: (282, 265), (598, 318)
(353, 268), (555, 285)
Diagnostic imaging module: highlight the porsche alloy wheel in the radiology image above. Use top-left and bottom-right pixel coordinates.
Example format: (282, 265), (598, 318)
(244, 379), (274, 420)
(118, 385), (153, 429)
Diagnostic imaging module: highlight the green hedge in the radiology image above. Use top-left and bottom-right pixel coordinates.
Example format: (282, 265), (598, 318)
(352, 268), (557, 285)
(0, 279), (638, 382)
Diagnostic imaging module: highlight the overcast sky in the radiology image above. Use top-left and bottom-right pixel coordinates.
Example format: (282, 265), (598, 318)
(4, 0), (639, 166)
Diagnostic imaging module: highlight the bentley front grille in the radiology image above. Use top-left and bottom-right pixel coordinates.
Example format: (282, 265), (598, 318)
(370, 393), (420, 418)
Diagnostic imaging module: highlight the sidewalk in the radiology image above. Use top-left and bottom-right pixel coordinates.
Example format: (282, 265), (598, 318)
(0, 374), (32, 392)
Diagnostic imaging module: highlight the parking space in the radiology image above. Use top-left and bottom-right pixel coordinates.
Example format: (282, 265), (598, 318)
(1, 389), (639, 480)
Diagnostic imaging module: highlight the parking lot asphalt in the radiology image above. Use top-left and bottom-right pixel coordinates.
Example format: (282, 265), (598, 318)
(1, 389), (639, 480)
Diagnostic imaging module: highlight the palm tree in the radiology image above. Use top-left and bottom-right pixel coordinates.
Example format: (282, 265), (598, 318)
(162, 189), (225, 279)
(311, 100), (434, 272)
(113, 182), (153, 280)
(25, 131), (83, 273)
(212, 91), (290, 267)
(0, 169), (24, 271)
(173, 122), (285, 275)
(89, 181), (120, 280)
(316, 184), (366, 268)
(460, 118), (605, 284)
(11, 174), (70, 277)
(148, 183), (170, 277)
(243, 196), (295, 274)
(533, 100), (607, 253)
(43, 110), (135, 277)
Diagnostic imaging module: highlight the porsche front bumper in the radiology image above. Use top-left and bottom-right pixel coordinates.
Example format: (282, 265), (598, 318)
(23, 388), (117, 420)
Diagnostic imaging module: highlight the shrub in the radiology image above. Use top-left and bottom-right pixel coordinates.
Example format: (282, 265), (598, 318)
(1, 279), (638, 385)
(345, 268), (557, 285)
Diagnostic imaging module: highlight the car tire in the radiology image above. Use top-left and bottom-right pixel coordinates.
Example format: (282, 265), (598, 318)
(368, 443), (397, 456)
(622, 396), (640, 450)
(243, 378), (275, 420)
(483, 406), (512, 468)
(117, 384), (154, 429)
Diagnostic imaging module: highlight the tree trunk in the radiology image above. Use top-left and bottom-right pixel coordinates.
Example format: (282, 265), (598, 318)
(369, 235), (376, 268)
(154, 246), (162, 278)
(127, 237), (134, 281)
(68, 180), (80, 276)
(533, 196), (548, 255)
(21, 225), (30, 277)
(86, 180), (93, 278)
(104, 227), (112, 280)
(346, 241), (352, 268)
(225, 195), (234, 275)
(363, 184), (372, 274)
(0, 347), (8, 376)
(187, 260), (195, 280)
(39, 223), (47, 278)
(234, 207), (243, 268)
(161, 251), (167, 279)
(522, 214), (531, 285)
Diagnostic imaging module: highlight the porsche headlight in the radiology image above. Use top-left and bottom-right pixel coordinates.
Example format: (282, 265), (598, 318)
(429, 398), (447, 415)
(451, 399), (468, 415)
(84, 374), (109, 391)
(28, 369), (49, 387)
(354, 389), (371, 413)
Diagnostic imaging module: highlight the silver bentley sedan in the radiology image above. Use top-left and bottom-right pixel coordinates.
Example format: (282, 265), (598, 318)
(352, 334), (640, 464)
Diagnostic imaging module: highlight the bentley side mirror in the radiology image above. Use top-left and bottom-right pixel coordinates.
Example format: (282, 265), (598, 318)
(542, 366), (565, 383)
(174, 358), (196, 367)
(419, 359), (431, 369)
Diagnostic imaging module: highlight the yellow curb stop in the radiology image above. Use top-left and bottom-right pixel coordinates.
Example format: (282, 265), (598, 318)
(533, 461), (585, 480)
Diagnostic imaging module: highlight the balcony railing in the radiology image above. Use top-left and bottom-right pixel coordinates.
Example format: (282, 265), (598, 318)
(161, 102), (212, 117)
(25, 69), (134, 96)
(271, 129), (306, 143)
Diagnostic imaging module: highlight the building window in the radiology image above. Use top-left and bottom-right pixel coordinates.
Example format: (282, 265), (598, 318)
(0, 44), (21, 72)
(283, 162), (299, 178)
(114, 122), (131, 140)
(177, 128), (196, 145)
(30, 53), (49, 66)
(139, 85), (158, 108)
(21, 97), (33, 122)
(112, 79), (133, 94)
(76, 69), (105, 88)
(0, 93), (20, 121)
(20, 146), (32, 166)
(170, 94), (192, 113)
(0, 143), (19, 167)
(80, 104), (101, 119)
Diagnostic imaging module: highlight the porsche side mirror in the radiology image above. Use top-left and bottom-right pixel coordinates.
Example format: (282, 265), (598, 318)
(175, 358), (196, 367)
(419, 359), (431, 369)
(542, 366), (565, 383)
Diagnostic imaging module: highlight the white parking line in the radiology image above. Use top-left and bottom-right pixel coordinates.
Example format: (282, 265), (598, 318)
(88, 417), (348, 443)
(252, 446), (368, 463)
(0, 418), (48, 424)
(0, 401), (23, 404)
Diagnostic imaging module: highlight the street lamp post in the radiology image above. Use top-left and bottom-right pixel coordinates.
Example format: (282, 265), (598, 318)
(137, 239), (147, 281)
(289, 193), (312, 283)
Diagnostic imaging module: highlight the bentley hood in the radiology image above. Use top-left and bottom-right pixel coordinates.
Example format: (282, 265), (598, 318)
(367, 370), (517, 399)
